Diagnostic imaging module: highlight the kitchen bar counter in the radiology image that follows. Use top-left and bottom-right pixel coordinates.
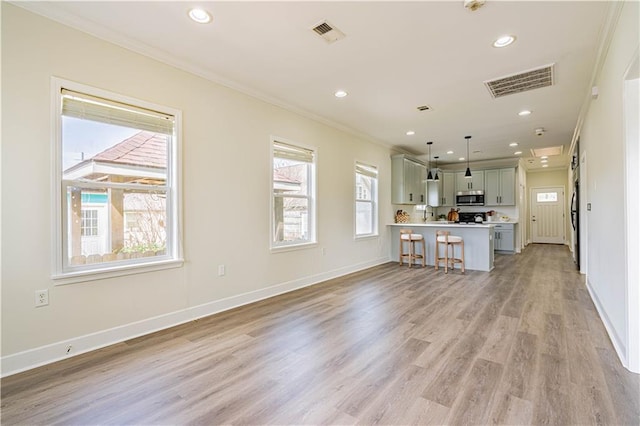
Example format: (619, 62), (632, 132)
(389, 223), (495, 271)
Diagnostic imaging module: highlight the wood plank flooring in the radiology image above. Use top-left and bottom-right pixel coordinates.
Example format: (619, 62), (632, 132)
(2, 244), (639, 425)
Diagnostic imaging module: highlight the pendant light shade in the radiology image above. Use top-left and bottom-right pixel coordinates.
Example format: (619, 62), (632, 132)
(426, 141), (434, 181)
(434, 156), (440, 181)
(464, 136), (472, 178)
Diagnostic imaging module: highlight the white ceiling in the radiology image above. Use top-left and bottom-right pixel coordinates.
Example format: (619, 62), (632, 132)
(18, 1), (610, 170)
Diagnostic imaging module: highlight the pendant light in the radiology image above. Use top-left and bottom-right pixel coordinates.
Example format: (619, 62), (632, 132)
(426, 141), (434, 181)
(434, 156), (440, 181)
(464, 135), (472, 178)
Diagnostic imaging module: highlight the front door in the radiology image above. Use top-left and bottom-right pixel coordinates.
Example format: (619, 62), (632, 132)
(531, 187), (565, 244)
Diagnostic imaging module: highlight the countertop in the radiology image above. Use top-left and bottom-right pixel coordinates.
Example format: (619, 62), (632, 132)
(389, 220), (518, 228)
(388, 222), (495, 228)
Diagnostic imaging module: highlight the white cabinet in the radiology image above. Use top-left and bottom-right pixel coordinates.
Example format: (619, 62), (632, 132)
(494, 223), (515, 252)
(427, 171), (455, 206)
(485, 168), (516, 206)
(392, 155), (426, 205)
(455, 170), (484, 192)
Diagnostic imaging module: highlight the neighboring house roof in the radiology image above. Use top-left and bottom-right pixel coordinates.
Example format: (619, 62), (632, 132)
(91, 131), (166, 169)
(63, 131), (167, 184)
(273, 170), (300, 185)
(273, 169), (302, 192)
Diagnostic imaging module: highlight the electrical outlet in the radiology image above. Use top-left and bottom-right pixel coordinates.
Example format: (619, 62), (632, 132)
(35, 290), (49, 307)
(218, 264), (225, 276)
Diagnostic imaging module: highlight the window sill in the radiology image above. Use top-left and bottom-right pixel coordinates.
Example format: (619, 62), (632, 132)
(52, 258), (184, 285)
(270, 241), (318, 254)
(355, 234), (380, 241)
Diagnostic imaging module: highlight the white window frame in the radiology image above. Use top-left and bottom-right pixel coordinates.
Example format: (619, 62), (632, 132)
(51, 78), (183, 284)
(270, 136), (317, 251)
(355, 161), (379, 238)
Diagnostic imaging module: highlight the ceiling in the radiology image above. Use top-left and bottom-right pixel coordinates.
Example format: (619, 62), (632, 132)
(18, 1), (610, 171)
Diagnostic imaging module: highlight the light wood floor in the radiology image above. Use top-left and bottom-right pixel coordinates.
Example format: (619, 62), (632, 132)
(2, 244), (639, 425)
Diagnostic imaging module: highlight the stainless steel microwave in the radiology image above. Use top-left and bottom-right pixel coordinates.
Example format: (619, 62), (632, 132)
(456, 190), (485, 206)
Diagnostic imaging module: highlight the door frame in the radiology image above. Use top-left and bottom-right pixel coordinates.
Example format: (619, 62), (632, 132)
(529, 185), (566, 244)
(623, 52), (639, 372)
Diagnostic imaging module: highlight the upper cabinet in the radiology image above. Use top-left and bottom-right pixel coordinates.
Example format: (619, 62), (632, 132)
(455, 170), (484, 192)
(391, 154), (426, 205)
(427, 171), (455, 207)
(485, 168), (516, 206)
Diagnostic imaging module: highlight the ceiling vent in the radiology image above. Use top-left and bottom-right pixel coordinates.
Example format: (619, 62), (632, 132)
(531, 146), (563, 157)
(484, 64), (555, 98)
(311, 20), (345, 44)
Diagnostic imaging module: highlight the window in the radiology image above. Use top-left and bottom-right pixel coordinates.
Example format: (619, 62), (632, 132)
(53, 78), (181, 280)
(81, 210), (98, 236)
(536, 192), (558, 203)
(272, 139), (316, 248)
(355, 162), (378, 237)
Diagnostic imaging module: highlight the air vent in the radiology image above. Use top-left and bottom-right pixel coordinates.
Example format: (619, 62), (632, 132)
(417, 105), (432, 111)
(311, 20), (345, 44)
(484, 64), (555, 98)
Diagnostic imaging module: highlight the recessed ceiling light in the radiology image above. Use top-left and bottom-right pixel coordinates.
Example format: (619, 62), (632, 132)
(334, 90), (348, 98)
(188, 8), (212, 24)
(459, 157), (465, 161)
(518, 110), (532, 116)
(541, 159), (548, 163)
(493, 35), (516, 48)
(406, 130), (415, 136)
(509, 142), (519, 147)
(541, 155), (548, 159)
(514, 151), (522, 155)
(542, 164), (549, 168)
(447, 150), (454, 155)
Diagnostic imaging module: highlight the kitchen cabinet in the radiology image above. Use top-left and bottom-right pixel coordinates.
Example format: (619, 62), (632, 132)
(485, 168), (516, 206)
(455, 170), (484, 192)
(391, 154), (426, 205)
(427, 171), (455, 206)
(494, 223), (515, 252)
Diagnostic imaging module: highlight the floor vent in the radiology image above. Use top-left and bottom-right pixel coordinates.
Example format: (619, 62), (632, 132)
(311, 20), (345, 44)
(484, 64), (554, 98)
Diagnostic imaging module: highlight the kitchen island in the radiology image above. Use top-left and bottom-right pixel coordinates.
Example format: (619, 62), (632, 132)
(389, 222), (495, 271)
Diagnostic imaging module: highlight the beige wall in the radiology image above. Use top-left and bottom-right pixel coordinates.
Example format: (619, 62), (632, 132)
(578, 0), (639, 371)
(1, 4), (394, 373)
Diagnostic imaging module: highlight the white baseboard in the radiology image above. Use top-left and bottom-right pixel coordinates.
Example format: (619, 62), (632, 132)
(585, 277), (628, 368)
(1, 256), (390, 377)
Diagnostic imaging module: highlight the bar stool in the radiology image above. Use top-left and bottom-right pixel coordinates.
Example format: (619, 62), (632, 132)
(399, 228), (426, 268)
(435, 230), (465, 274)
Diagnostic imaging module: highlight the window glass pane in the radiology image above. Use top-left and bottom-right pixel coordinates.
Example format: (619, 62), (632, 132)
(356, 201), (373, 235)
(65, 186), (167, 265)
(273, 197), (309, 244)
(356, 174), (372, 201)
(536, 192), (558, 202)
(123, 191), (167, 254)
(273, 158), (309, 196)
(62, 116), (167, 186)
